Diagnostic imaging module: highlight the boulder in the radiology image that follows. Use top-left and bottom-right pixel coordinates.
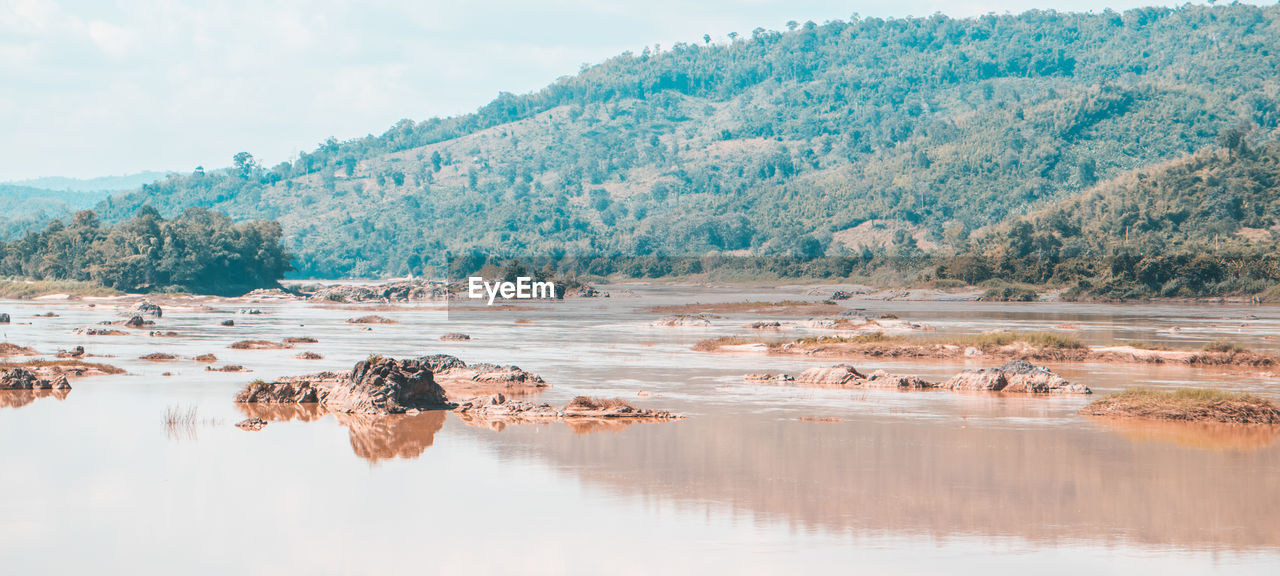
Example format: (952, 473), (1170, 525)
(831, 290), (854, 300)
(0, 368), (69, 391)
(0, 313), (9, 323)
(794, 365), (866, 388)
(860, 369), (935, 390)
(124, 315), (147, 328)
(129, 300), (163, 318)
(324, 357), (451, 414)
(940, 360), (1090, 394)
(56, 345), (86, 358)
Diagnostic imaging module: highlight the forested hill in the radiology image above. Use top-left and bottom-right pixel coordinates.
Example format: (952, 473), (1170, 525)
(100, 4), (1280, 278)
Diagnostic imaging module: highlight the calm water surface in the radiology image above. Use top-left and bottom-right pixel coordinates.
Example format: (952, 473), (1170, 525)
(2, 285), (1279, 574)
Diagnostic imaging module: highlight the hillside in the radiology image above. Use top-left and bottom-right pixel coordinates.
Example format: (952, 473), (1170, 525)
(941, 139), (1280, 298)
(99, 4), (1280, 279)
(0, 184), (116, 238)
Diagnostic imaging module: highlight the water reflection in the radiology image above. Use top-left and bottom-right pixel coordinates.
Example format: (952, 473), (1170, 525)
(1091, 417), (1280, 451)
(0, 388), (70, 410)
(237, 403), (446, 463)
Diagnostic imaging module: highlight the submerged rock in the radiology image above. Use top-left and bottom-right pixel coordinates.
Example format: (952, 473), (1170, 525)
(940, 360), (1089, 394)
(235, 417), (268, 431)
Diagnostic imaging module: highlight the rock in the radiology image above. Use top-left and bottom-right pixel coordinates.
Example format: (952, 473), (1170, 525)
(860, 369), (935, 390)
(420, 354), (468, 373)
(124, 315), (147, 328)
(454, 395), (679, 421)
(295, 351), (324, 360)
(129, 300), (163, 318)
(149, 331), (179, 337)
(220, 319), (235, 326)
(207, 365), (248, 372)
(794, 365), (866, 388)
(569, 285), (607, 298)
(73, 327), (127, 336)
(282, 337), (318, 344)
(940, 360), (1090, 394)
(0, 368), (67, 391)
(440, 332), (471, 341)
(56, 345), (86, 358)
(831, 290), (853, 300)
(139, 353), (177, 361)
(242, 288), (296, 300)
(238, 309), (263, 315)
(744, 372), (795, 383)
(651, 314), (716, 327)
(306, 280), (449, 303)
(347, 315), (396, 324)
(235, 417), (268, 431)
(194, 354), (218, 363)
(747, 321), (783, 329)
(236, 377), (330, 403)
(229, 340), (291, 350)
(0, 313), (10, 324)
(324, 357), (451, 414)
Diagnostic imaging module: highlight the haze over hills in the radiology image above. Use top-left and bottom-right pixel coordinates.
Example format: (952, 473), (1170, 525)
(91, 4), (1280, 285)
(0, 172), (171, 238)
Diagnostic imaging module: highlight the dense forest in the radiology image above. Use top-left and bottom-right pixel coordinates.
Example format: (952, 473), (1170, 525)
(88, 4), (1280, 297)
(1, 208), (292, 295)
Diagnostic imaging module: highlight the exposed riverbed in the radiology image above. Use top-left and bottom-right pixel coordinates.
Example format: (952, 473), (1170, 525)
(2, 284), (1279, 574)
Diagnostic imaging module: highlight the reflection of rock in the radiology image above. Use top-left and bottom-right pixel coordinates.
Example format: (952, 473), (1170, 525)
(0, 388), (70, 409)
(334, 411), (446, 462)
(453, 394), (681, 433)
(236, 401), (326, 423)
(940, 360), (1090, 394)
(1094, 418), (1280, 451)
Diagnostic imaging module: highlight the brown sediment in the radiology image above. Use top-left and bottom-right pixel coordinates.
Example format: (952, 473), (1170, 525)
(1, 359), (124, 378)
(283, 336), (318, 344)
(139, 353), (177, 361)
(229, 339), (292, 350)
(647, 300), (844, 316)
(1080, 388), (1280, 424)
(0, 342), (38, 356)
(347, 315), (396, 324)
(696, 333), (1280, 371)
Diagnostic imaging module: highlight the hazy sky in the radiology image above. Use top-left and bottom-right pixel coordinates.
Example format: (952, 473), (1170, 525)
(0, 0), (1272, 180)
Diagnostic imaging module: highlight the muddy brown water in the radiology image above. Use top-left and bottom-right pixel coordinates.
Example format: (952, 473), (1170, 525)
(2, 285), (1279, 574)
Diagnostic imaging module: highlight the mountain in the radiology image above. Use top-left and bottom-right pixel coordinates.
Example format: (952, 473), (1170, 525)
(942, 138), (1280, 298)
(10, 171), (171, 193)
(98, 4), (1280, 280)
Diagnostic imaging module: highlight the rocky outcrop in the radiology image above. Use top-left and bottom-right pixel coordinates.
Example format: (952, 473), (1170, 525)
(295, 351), (323, 360)
(325, 357), (451, 414)
(243, 288), (297, 300)
(1, 369), (70, 391)
(568, 285), (608, 298)
(347, 315), (396, 324)
(128, 300), (163, 318)
(420, 354), (547, 397)
(794, 365), (867, 388)
(746, 321), (783, 330)
(651, 314), (716, 327)
(56, 345), (86, 358)
(439, 332), (471, 341)
(307, 280), (449, 303)
(744, 372), (795, 383)
(194, 354), (218, 363)
(236, 358), (452, 415)
(860, 369), (935, 390)
(75, 327), (127, 336)
(831, 290), (853, 300)
(940, 360), (1090, 394)
(0, 313), (9, 323)
(0, 342), (37, 356)
(282, 337), (318, 344)
(140, 353), (176, 361)
(229, 340), (292, 350)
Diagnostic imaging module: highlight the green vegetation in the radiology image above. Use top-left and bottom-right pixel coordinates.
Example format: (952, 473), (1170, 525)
(91, 4), (1280, 294)
(0, 208), (291, 296)
(1202, 340), (1251, 354)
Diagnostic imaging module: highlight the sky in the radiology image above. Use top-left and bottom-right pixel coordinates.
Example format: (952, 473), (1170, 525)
(0, 0), (1274, 181)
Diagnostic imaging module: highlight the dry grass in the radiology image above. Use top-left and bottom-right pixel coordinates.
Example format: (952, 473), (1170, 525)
(1082, 387), (1280, 424)
(0, 278), (122, 299)
(0, 342), (37, 355)
(564, 396), (635, 411)
(163, 404), (219, 441)
(691, 336), (770, 351)
(0, 359), (126, 374)
(1202, 339), (1250, 354)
